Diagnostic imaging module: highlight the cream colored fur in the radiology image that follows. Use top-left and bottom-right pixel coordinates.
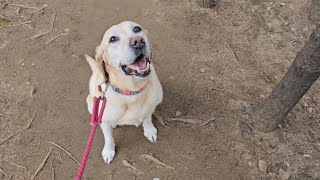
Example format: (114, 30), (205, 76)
(85, 21), (163, 164)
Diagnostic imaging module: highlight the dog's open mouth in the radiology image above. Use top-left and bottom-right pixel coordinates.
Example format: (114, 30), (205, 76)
(121, 54), (151, 77)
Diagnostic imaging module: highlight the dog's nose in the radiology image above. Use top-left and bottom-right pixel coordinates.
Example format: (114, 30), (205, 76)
(130, 36), (145, 49)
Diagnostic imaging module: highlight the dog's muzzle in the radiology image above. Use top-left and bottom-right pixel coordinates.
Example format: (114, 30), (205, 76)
(121, 53), (151, 77)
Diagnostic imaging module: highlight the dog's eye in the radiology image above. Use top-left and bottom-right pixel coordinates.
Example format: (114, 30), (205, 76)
(133, 26), (142, 33)
(109, 36), (119, 43)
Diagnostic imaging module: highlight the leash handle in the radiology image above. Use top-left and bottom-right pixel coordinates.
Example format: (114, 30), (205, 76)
(75, 96), (107, 180)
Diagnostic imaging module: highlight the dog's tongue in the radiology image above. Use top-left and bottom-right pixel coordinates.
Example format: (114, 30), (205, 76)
(127, 57), (147, 70)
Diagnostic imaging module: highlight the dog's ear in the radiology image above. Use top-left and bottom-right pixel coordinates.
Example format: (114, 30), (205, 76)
(85, 54), (108, 81)
(94, 46), (109, 81)
(85, 54), (99, 72)
(95, 46), (104, 64)
(144, 30), (153, 60)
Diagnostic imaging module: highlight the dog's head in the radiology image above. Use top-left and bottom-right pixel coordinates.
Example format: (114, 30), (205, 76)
(96, 21), (152, 79)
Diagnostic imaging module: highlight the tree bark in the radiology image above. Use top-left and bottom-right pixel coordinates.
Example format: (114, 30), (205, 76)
(255, 24), (320, 131)
(196, 0), (217, 8)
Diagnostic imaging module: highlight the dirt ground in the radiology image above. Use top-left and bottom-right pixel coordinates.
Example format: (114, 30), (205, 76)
(0, 0), (320, 179)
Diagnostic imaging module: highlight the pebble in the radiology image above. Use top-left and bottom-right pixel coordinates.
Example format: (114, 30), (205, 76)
(175, 111), (182, 117)
(239, 121), (251, 134)
(200, 68), (205, 73)
(284, 161), (290, 167)
(279, 169), (290, 180)
(169, 76), (174, 80)
(279, 2), (286, 6)
(258, 160), (268, 174)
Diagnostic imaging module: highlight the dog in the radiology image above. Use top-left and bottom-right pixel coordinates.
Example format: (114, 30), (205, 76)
(85, 21), (163, 164)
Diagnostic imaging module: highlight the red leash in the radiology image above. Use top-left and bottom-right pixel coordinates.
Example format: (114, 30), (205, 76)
(75, 95), (107, 180)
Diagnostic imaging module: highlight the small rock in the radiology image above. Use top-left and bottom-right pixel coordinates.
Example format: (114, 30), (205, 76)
(32, 63), (35, 66)
(284, 161), (290, 167)
(153, 178), (160, 180)
(64, 28), (70, 33)
(200, 68), (205, 73)
(279, 169), (290, 180)
(169, 76), (174, 80)
(71, 54), (78, 58)
(290, 27), (297, 33)
(239, 121), (251, 134)
(175, 111), (182, 117)
(236, 132), (244, 143)
(0, 41), (6, 49)
(209, 76), (214, 81)
(258, 160), (268, 174)
(279, 2), (286, 6)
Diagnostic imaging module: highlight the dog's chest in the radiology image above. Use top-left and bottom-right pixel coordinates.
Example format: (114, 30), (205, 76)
(103, 88), (161, 126)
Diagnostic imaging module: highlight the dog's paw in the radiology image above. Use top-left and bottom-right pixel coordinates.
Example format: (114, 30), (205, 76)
(144, 126), (157, 143)
(102, 147), (115, 164)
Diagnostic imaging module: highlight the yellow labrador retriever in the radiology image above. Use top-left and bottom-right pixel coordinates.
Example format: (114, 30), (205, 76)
(85, 21), (163, 164)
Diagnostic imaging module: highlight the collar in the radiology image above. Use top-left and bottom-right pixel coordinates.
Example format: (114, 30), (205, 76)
(110, 82), (148, 95)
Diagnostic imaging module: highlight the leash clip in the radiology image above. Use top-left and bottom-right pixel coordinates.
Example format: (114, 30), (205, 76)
(98, 82), (109, 99)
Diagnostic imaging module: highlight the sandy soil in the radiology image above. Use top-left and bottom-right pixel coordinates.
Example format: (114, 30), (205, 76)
(0, 0), (320, 179)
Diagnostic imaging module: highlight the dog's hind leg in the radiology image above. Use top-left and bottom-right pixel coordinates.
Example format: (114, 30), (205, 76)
(100, 122), (116, 164)
(143, 115), (157, 143)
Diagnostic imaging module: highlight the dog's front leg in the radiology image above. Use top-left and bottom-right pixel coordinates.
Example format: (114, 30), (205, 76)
(143, 116), (157, 143)
(100, 122), (115, 164)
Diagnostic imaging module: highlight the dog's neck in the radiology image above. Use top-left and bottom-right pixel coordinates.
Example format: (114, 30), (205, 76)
(106, 65), (149, 92)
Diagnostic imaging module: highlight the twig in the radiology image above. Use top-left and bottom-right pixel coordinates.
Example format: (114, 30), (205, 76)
(153, 113), (167, 126)
(0, 113), (7, 117)
(0, 113), (36, 145)
(31, 148), (52, 180)
(45, 33), (67, 45)
(50, 11), (56, 29)
(49, 141), (80, 165)
(32, 11), (56, 39)
(8, 162), (26, 169)
(0, 166), (7, 176)
(18, 59), (25, 65)
(24, 24), (34, 29)
(0, 14), (11, 22)
(210, 85), (255, 104)
(200, 118), (216, 126)
(8, 3), (38, 10)
(141, 154), (174, 169)
(225, 42), (240, 64)
(0, 154), (17, 162)
(16, 7), (22, 15)
(36, 4), (48, 12)
(23, 148), (41, 160)
(167, 118), (203, 125)
(13, 21), (32, 26)
(32, 31), (51, 39)
(122, 160), (137, 171)
(50, 160), (55, 180)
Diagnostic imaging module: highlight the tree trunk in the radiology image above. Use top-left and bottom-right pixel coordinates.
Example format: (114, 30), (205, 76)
(255, 24), (320, 132)
(196, 0), (217, 8)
